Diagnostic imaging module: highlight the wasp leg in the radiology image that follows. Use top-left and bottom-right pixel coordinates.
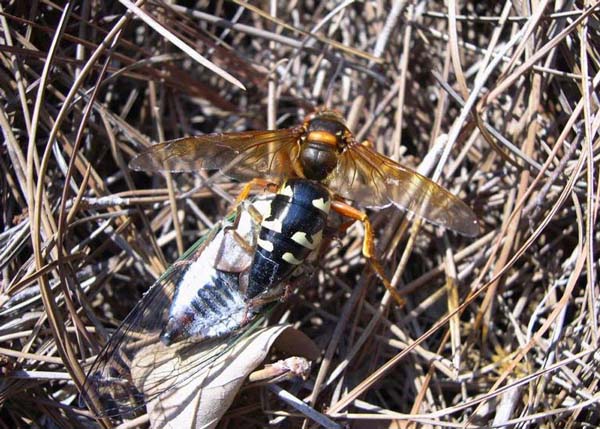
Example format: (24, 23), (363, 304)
(228, 202), (261, 248)
(331, 200), (405, 307)
(247, 283), (287, 309)
(231, 230), (255, 254)
(243, 202), (266, 229)
(238, 284), (283, 326)
(234, 178), (278, 205)
(225, 196), (267, 259)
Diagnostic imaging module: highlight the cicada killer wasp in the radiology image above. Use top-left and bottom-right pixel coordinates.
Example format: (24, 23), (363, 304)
(129, 108), (478, 306)
(81, 108), (478, 419)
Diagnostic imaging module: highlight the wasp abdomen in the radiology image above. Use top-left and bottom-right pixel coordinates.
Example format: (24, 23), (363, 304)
(247, 179), (331, 299)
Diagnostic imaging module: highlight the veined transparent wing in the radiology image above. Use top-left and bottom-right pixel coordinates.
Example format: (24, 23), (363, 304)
(129, 127), (305, 182)
(328, 140), (479, 237)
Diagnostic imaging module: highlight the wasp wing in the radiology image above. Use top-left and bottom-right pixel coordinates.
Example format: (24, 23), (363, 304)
(328, 141), (479, 236)
(129, 127), (304, 182)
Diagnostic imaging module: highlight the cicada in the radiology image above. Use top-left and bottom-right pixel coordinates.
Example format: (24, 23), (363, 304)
(80, 197), (297, 417)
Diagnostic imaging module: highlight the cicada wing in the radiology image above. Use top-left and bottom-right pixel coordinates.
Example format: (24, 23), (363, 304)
(328, 141), (479, 237)
(80, 259), (181, 417)
(129, 127), (304, 182)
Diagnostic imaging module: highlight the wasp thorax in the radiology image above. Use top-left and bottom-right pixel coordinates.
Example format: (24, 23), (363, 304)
(301, 116), (347, 181)
(299, 142), (338, 181)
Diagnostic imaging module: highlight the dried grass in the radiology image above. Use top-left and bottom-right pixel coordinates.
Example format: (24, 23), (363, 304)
(1, 0), (599, 428)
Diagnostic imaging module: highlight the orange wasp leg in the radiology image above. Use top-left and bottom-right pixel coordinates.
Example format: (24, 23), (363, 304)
(331, 200), (405, 307)
(232, 178), (279, 225)
(234, 177), (278, 205)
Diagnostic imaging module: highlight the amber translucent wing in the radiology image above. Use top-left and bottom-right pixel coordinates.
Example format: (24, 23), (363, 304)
(129, 127), (304, 181)
(328, 142), (479, 236)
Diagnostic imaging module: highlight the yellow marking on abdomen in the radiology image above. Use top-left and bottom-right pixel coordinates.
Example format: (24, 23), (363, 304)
(312, 197), (331, 213)
(291, 230), (323, 250)
(257, 238), (274, 252)
(291, 231), (313, 249)
(279, 185), (294, 197)
(262, 218), (283, 233)
(282, 252), (303, 265)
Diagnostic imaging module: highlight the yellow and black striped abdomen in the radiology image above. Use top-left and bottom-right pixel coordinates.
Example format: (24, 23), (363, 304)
(246, 179), (331, 298)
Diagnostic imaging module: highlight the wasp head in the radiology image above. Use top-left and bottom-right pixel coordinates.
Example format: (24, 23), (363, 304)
(299, 110), (350, 181)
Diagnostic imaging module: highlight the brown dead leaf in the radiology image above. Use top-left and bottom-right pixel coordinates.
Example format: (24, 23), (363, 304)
(131, 325), (318, 429)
